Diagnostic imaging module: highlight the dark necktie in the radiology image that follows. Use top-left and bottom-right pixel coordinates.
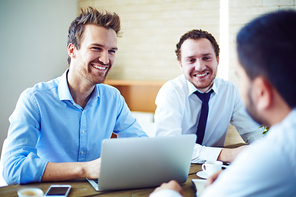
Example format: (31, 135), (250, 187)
(194, 90), (213, 144)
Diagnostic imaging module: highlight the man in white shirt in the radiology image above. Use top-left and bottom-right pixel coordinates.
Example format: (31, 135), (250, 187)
(151, 9), (296, 197)
(155, 29), (263, 163)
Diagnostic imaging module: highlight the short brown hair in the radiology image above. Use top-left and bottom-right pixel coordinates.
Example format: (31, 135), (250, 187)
(175, 29), (220, 61)
(237, 10), (296, 108)
(67, 7), (121, 64)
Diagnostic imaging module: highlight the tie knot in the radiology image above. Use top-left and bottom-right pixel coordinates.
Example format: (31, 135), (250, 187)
(194, 89), (213, 102)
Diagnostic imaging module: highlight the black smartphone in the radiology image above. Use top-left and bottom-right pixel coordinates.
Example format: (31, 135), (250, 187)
(44, 185), (71, 197)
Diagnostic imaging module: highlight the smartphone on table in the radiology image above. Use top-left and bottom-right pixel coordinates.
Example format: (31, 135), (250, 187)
(45, 185), (72, 197)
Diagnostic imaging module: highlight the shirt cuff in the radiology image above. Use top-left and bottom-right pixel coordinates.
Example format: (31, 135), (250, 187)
(192, 145), (222, 163)
(200, 146), (222, 161)
(149, 189), (183, 197)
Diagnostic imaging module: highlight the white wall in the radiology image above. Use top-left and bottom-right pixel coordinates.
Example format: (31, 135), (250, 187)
(0, 0), (78, 154)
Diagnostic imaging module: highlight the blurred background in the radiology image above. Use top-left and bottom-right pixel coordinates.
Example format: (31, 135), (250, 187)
(0, 0), (295, 153)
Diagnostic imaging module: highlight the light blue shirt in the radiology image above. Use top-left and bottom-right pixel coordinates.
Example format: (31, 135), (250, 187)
(2, 69), (147, 185)
(202, 108), (296, 196)
(150, 109), (296, 197)
(155, 75), (263, 163)
(149, 189), (182, 197)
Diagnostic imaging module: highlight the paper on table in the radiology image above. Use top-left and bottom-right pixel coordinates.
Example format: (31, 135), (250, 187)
(191, 179), (206, 197)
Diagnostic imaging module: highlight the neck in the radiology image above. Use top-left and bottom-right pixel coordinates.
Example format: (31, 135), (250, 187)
(67, 70), (95, 109)
(196, 81), (214, 93)
(267, 105), (291, 128)
(264, 93), (292, 128)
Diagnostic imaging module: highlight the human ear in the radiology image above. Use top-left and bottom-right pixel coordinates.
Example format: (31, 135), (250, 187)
(216, 56), (220, 66)
(67, 43), (76, 59)
(252, 77), (273, 111)
(178, 61), (183, 72)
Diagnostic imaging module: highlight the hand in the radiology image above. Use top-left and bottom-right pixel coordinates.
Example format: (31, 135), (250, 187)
(217, 145), (247, 163)
(205, 170), (222, 188)
(151, 180), (183, 196)
(83, 157), (102, 179)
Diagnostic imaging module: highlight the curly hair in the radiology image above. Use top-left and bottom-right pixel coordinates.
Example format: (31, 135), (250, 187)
(67, 7), (121, 64)
(175, 29), (220, 61)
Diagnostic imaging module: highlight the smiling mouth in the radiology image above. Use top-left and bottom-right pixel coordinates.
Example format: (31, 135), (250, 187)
(193, 72), (210, 77)
(91, 63), (108, 71)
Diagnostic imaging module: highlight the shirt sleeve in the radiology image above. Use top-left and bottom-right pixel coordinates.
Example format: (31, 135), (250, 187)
(191, 145), (222, 163)
(149, 189), (183, 197)
(2, 90), (48, 185)
(230, 86), (264, 143)
(155, 82), (184, 137)
(113, 92), (148, 138)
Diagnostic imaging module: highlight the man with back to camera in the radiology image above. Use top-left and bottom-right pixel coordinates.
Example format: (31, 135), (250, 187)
(151, 9), (296, 196)
(1, 7), (147, 185)
(154, 29), (263, 164)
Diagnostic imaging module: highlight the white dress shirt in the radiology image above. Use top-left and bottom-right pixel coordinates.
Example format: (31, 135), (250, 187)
(202, 108), (296, 196)
(155, 74), (263, 163)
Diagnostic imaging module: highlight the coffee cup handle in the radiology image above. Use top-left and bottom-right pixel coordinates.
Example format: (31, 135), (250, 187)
(202, 163), (206, 172)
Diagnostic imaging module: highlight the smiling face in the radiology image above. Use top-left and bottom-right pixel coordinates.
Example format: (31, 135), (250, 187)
(68, 24), (118, 86)
(179, 38), (219, 93)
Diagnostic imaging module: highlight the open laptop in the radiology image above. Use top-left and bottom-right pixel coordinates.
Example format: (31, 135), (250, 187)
(87, 134), (196, 191)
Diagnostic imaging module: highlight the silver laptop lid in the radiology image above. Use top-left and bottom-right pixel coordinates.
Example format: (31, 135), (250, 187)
(97, 134), (196, 191)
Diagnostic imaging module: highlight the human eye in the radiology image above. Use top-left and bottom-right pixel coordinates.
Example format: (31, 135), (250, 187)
(109, 49), (116, 54)
(203, 56), (211, 61)
(187, 58), (195, 63)
(92, 47), (102, 51)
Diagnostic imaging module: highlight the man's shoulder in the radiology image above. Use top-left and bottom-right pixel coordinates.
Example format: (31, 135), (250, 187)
(214, 78), (239, 93)
(96, 83), (121, 97)
(24, 77), (59, 96)
(215, 78), (236, 87)
(270, 109), (296, 150)
(162, 75), (187, 92)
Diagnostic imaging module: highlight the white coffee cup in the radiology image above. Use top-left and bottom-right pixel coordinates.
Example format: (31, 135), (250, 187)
(201, 161), (222, 176)
(17, 187), (44, 197)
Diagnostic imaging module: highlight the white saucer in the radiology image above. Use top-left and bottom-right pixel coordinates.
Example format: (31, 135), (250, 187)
(196, 170), (208, 179)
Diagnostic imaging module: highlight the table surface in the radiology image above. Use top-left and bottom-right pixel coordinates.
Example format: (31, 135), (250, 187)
(0, 164), (202, 197)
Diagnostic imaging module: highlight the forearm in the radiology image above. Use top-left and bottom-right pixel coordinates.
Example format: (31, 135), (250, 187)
(42, 158), (101, 182)
(217, 148), (232, 163)
(42, 162), (84, 182)
(217, 146), (247, 163)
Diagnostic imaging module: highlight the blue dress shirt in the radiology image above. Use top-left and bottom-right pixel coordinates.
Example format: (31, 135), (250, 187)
(2, 69), (147, 184)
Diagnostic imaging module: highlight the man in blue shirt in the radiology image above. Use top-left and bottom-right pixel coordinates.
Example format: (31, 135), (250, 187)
(2, 7), (147, 185)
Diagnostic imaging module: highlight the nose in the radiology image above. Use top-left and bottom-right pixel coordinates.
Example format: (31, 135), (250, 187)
(99, 50), (109, 65)
(194, 59), (205, 71)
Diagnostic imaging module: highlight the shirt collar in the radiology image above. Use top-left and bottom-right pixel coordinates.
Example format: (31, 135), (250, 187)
(187, 78), (218, 97)
(58, 69), (73, 101)
(58, 69), (100, 102)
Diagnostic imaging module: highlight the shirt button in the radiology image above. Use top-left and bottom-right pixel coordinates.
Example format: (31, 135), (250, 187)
(80, 151), (84, 154)
(82, 130), (85, 134)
